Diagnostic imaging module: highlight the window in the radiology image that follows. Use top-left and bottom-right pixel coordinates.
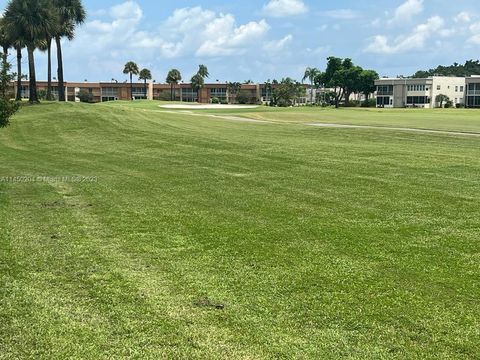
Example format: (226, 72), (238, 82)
(455, 86), (458, 92)
(376, 96), (391, 106)
(437, 85), (441, 90)
(182, 88), (198, 102)
(460, 86), (464, 92)
(406, 96), (430, 105)
(376, 85), (393, 95)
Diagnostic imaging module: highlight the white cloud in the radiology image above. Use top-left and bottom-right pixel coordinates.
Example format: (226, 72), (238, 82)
(263, 0), (307, 17)
(468, 22), (480, 44)
(110, 1), (142, 20)
(389, 0), (424, 24)
(197, 18), (270, 57)
(69, 4), (270, 61)
(454, 11), (471, 23)
(263, 34), (293, 52)
(365, 16), (445, 54)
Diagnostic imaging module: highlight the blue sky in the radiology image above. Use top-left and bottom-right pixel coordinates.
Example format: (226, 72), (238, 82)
(1, 0), (480, 82)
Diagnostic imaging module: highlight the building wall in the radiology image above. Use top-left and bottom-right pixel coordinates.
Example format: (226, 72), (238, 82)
(375, 77), (467, 108)
(466, 77), (480, 108)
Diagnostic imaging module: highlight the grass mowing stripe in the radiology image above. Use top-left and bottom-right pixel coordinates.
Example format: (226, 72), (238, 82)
(0, 102), (478, 358)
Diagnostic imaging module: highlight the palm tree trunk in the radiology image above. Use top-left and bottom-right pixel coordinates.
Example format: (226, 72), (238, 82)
(55, 36), (65, 102)
(47, 38), (52, 101)
(130, 73), (133, 100)
(310, 80), (314, 104)
(27, 45), (38, 103)
(144, 79), (147, 99)
(16, 47), (22, 101)
(171, 83), (173, 101)
(2, 46), (7, 66)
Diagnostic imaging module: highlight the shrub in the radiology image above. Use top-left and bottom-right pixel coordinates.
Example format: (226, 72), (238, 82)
(361, 98), (377, 108)
(0, 60), (19, 128)
(77, 90), (94, 103)
(236, 90), (257, 104)
(456, 103), (465, 108)
(444, 100), (454, 108)
(211, 96), (220, 104)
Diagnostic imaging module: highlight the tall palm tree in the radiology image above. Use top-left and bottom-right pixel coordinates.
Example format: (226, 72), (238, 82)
(166, 69), (182, 101)
(197, 64), (209, 79)
(123, 61), (139, 100)
(303, 67), (320, 104)
(52, 0), (86, 102)
(14, 41), (25, 101)
(190, 74), (204, 103)
(138, 68), (152, 99)
(4, 0), (56, 103)
(0, 19), (11, 67)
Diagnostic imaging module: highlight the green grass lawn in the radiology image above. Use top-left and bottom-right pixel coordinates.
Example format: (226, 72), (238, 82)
(0, 102), (479, 359)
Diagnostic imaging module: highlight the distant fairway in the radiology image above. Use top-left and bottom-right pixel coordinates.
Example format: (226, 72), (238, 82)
(0, 102), (479, 359)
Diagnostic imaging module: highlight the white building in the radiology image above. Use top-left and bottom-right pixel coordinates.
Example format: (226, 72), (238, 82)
(375, 76), (466, 108)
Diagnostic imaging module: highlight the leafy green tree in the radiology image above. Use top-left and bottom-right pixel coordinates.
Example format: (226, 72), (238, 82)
(0, 59), (19, 127)
(4, 0), (56, 103)
(166, 69), (182, 101)
(273, 78), (304, 107)
(302, 67), (320, 104)
(190, 74), (204, 102)
(138, 68), (152, 99)
(123, 61), (140, 100)
(323, 57), (364, 108)
(52, 0), (86, 101)
(435, 94), (450, 108)
(357, 70), (379, 103)
(197, 64), (209, 79)
(227, 82), (241, 103)
(0, 18), (12, 67)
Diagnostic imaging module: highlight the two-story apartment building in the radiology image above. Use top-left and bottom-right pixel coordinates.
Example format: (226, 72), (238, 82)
(465, 76), (480, 108)
(375, 76), (467, 108)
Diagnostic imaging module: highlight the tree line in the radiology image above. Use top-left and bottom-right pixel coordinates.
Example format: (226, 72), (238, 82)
(413, 60), (480, 78)
(0, 0), (86, 104)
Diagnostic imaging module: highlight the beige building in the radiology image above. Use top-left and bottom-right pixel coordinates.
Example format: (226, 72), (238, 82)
(375, 76), (466, 108)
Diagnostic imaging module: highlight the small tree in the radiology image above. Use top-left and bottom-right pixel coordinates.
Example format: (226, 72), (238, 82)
(435, 94), (450, 108)
(138, 68), (152, 99)
(123, 61), (139, 100)
(190, 74), (204, 102)
(0, 58), (19, 127)
(166, 69), (182, 101)
(77, 90), (93, 103)
(227, 82), (241, 103)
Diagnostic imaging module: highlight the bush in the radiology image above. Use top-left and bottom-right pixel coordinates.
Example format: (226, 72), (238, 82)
(361, 98), (377, 108)
(444, 100), (454, 108)
(37, 89), (47, 100)
(456, 103), (465, 108)
(77, 90), (94, 103)
(0, 98), (19, 127)
(236, 90), (257, 104)
(0, 60), (19, 127)
(211, 96), (220, 104)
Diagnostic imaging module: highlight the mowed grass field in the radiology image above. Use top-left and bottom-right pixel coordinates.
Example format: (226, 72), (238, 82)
(0, 101), (479, 359)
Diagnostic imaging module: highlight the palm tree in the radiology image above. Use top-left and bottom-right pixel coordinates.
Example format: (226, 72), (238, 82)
(0, 19), (12, 67)
(166, 69), (182, 101)
(138, 68), (152, 99)
(4, 0), (56, 103)
(38, 35), (55, 100)
(197, 64), (209, 79)
(123, 61), (139, 100)
(190, 74), (204, 103)
(52, 0), (86, 102)
(303, 67), (320, 104)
